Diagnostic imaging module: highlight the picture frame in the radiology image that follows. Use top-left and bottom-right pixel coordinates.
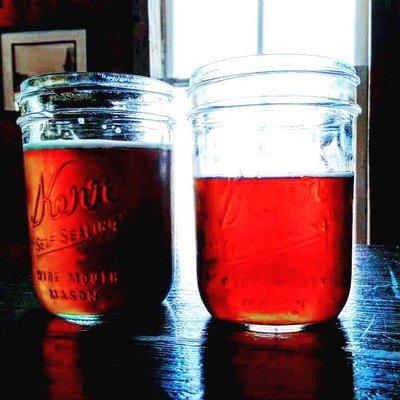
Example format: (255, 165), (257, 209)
(1, 29), (87, 111)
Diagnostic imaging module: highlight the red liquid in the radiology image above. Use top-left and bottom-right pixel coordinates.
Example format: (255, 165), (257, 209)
(196, 176), (353, 326)
(23, 146), (172, 318)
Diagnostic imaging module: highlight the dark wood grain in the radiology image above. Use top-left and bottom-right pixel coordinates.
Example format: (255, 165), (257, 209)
(0, 245), (399, 399)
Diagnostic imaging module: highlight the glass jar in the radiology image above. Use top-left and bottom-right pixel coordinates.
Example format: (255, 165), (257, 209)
(188, 54), (361, 332)
(17, 73), (174, 325)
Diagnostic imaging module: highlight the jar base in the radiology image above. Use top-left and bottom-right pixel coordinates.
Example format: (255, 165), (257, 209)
(244, 323), (312, 333)
(56, 312), (112, 326)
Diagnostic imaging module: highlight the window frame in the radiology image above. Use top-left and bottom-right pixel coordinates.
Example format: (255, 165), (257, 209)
(148, 0), (370, 244)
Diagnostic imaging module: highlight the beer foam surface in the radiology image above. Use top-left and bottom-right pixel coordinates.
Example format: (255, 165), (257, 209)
(23, 139), (171, 151)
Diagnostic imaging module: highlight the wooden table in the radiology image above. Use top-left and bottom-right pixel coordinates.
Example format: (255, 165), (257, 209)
(0, 245), (399, 399)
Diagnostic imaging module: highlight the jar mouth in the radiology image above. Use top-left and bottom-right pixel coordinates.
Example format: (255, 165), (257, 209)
(188, 54), (360, 91)
(19, 72), (174, 99)
(17, 72), (174, 125)
(188, 54), (361, 117)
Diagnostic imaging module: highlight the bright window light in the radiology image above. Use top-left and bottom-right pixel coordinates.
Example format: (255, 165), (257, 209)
(167, 0), (258, 80)
(166, 0), (359, 80)
(262, 0), (357, 65)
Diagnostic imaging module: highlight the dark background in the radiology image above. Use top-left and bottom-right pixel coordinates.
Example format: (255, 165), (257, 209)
(370, 0), (400, 244)
(0, 0), (150, 256)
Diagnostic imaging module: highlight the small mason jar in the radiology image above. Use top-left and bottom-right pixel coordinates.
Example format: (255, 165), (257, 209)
(188, 54), (361, 332)
(17, 73), (174, 324)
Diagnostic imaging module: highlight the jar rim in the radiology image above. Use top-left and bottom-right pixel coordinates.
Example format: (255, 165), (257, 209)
(188, 53), (359, 93)
(17, 72), (174, 125)
(19, 72), (174, 100)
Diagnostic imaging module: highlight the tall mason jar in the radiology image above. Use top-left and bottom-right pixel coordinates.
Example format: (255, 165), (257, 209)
(17, 73), (174, 325)
(188, 55), (361, 332)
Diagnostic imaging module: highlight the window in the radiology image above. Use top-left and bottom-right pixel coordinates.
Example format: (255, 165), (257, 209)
(262, 0), (357, 64)
(153, 0), (369, 250)
(161, 0), (366, 82)
(165, 0), (258, 82)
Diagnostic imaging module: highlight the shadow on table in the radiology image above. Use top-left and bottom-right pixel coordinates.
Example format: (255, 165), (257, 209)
(0, 303), (176, 399)
(201, 319), (355, 400)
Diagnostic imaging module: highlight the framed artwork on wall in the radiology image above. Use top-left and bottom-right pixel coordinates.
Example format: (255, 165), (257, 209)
(1, 29), (87, 110)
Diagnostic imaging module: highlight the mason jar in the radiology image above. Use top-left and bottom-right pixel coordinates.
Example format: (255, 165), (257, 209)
(17, 73), (174, 325)
(188, 54), (361, 332)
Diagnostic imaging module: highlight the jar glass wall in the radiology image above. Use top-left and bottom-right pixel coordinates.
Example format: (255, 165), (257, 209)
(17, 73), (174, 325)
(188, 55), (361, 332)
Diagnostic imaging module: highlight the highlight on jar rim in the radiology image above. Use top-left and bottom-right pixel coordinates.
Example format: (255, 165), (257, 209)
(188, 53), (361, 116)
(17, 72), (175, 125)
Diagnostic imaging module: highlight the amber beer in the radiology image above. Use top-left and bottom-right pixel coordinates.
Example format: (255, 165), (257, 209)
(23, 142), (172, 321)
(196, 175), (353, 326)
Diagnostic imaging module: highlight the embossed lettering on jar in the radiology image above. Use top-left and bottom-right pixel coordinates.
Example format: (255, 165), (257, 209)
(18, 73), (174, 324)
(188, 54), (361, 332)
